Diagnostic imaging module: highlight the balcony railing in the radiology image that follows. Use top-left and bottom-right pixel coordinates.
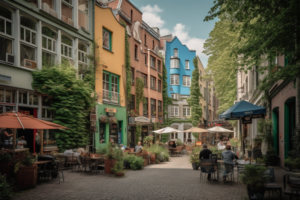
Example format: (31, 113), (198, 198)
(103, 90), (120, 104)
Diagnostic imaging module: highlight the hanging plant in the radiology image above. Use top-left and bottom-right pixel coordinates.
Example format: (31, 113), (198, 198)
(135, 77), (144, 113)
(99, 115), (109, 123)
(136, 124), (142, 144)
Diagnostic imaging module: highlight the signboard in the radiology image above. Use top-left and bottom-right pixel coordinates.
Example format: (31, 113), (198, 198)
(242, 116), (252, 124)
(135, 116), (150, 123)
(105, 108), (117, 113)
(128, 117), (135, 124)
(0, 74), (11, 82)
(118, 131), (122, 145)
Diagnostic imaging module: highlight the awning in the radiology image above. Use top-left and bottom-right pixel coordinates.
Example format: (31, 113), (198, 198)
(219, 100), (266, 120)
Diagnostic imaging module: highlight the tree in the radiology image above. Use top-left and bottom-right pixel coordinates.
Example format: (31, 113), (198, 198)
(187, 57), (202, 127)
(203, 15), (240, 113)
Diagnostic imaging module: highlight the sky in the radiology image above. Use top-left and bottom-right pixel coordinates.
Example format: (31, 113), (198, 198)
(131, 0), (218, 68)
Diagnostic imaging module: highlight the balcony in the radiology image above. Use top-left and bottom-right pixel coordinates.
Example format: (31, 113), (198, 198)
(103, 90), (120, 104)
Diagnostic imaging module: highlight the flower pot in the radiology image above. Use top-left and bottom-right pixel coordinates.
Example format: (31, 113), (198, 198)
(105, 159), (117, 174)
(192, 163), (199, 170)
(0, 162), (13, 178)
(150, 153), (156, 164)
(247, 186), (265, 200)
(15, 166), (38, 189)
(116, 172), (124, 176)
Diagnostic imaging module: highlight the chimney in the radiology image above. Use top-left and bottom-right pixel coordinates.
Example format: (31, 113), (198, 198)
(152, 27), (160, 36)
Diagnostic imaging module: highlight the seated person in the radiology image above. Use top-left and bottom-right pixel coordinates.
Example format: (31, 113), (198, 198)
(199, 144), (216, 181)
(222, 145), (239, 183)
(170, 141), (176, 148)
(135, 141), (142, 153)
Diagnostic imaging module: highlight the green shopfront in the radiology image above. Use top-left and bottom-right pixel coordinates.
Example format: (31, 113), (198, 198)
(95, 104), (127, 149)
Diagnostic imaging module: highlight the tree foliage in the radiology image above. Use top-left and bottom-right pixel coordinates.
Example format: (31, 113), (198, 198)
(203, 16), (239, 114)
(159, 60), (172, 118)
(32, 64), (96, 151)
(135, 77), (144, 113)
(187, 57), (202, 127)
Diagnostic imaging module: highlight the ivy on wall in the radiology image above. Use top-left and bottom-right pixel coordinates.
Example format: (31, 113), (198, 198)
(135, 77), (144, 113)
(159, 60), (172, 119)
(136, 124), (142, 144)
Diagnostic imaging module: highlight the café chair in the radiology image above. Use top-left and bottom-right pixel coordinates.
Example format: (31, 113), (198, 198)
(200, 159), (216, 183)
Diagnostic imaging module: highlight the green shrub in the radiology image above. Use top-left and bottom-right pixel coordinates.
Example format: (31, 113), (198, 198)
(124, 154), (144, 170)
(112, 149), (124, 174)
(239, 165), (269, 189)
(192, 146), (202, 154)
(0, 174), (11, 200)
(176, 138), (183, 146)
(0, 151), (11, 163)
(284, 157), (300, 169)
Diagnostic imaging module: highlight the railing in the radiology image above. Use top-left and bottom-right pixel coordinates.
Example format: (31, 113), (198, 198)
(142, 21), (160, 40)
(103, 90), (120, 104)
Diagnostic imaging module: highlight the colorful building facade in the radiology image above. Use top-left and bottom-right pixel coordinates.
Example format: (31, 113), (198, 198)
(94, 4), (127, 148)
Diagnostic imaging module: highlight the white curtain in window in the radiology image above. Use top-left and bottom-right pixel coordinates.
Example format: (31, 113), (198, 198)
(20, 44), (35, 65)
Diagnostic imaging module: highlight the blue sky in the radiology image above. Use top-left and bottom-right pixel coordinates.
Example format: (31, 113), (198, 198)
(131, 0), (218, 68)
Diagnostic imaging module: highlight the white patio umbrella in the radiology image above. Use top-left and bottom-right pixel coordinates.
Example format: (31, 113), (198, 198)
(152, 127), (180, 134)
(207, 126), (233, 132)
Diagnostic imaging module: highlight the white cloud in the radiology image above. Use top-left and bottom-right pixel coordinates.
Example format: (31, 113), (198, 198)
(141, 5), (165, 28)
(140, 5), (163, 13)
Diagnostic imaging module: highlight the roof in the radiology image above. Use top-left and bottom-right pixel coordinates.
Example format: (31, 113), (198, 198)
(107, 0), (120, 9)
(167, 36), (196, 52)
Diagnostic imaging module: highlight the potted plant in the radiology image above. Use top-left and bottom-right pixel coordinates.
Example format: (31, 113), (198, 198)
(123, 154), (144, 170)
(112, 149), (124, 176)
(14, 152), (37, 189)
(266, 147), (277, 166)
(239, 165), (269, 200)
(176, 138), (183, 147)
(0, 150), (12, 178)
(0, 174), (12, 200)
(189, 153), (199, 170)
(130, 110), (138, 117)
(97, 142), (117, 174)
(284, 157), (300, 171)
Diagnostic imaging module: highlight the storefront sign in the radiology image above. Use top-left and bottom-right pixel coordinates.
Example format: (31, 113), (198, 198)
(135, 117), (150, 123)
(242, 116), (252, 124)
(0, 74), (11, 82)
(105, 108), (117, 113)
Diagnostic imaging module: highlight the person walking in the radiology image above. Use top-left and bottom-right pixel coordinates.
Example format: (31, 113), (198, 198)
(199, 144), (215, 181)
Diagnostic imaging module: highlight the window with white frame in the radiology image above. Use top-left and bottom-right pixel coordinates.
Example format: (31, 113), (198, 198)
(171, 74), (179, 85)
(61, 35), (72, 59)
(78, 42), (88, 75)
(61, 0), (74, 26)
(42, 26), (57, 67)
(0, 7), (13, 63)
(183, 76), (191, 87)
(183, 106), (191, 116)
(185, 60), (189, 69)
(78, 0), (89, 31)
(20, 17), (36, 46)
(170, 59), (179, 68)
(171, 93), (178, 100)
(174, 49), (178, 57)
(170, 106), (179, 116)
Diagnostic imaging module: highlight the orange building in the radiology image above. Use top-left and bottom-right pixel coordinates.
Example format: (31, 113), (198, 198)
(101, 0), (163, 147)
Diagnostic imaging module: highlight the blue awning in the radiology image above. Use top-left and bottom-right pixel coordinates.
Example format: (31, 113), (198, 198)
(219, 100), (266, 120)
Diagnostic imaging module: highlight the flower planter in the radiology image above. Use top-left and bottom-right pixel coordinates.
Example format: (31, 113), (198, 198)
(0, 163), (13, 178)
(15, 166), (38, 189)
(247, 186), (265, 200)
(192, 163), (199, 170)
(105, 159), (117, 174)
(150, 153), (156, 164)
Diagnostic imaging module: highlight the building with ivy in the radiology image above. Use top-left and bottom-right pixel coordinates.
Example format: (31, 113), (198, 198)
(0, 0), (95, 153)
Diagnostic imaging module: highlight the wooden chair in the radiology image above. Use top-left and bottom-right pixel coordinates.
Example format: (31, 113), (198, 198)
(284, 173), (300, 199)
(200, 159), (216, 183)
(264, 168), (282, 199)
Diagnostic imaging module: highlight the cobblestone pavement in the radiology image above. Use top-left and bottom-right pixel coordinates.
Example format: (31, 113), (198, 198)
(13, 156), (286, 200)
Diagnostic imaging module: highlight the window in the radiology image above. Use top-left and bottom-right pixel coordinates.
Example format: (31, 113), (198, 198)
(141, 73), (147, 87)
(61, 35), (72, 59)
(130, 10), (133, 23)
(200, 85), (202, 95)
(158, 100), (162, 113)
(20, 44), (36, 67)
(185, 60), (189, 69)
(0, 88), (15, 103)
(183, 106), (191, 116)
(42, 0), (55, 9)
(171, 93), (178, 100)
(171, 106), (179, 116)
(19, 91), (28, 104)
(129, 95), (135, 111)
(174, 49), (178, 57)
(0, 37), (12, 62)
(42, 108), (54, 119)
(131, 67), (134, 85)
(29, 92), (38, 105)
(150, 56), (155, 68)
(255, 65), (259, 86)
(151, 99), (156, 116)
(61, 0), (73, 26)
(42, 26), (57, 67)
(44, 130), (57, 147)
(0, 7), (12, 36)
(78, 43), (88, 65)
(20, 17), (36, 47)
(134, 45), (138, 59)
(144, 34), (146, 46)
(183, 76), (191, 87)
(150, 76), (156, 89)
(145, 54), (147, 65)
(103, 71), (119, 104)
(158, 80), (161, 92)
(42, 52), (55, 67)
(152, 40), (154, 49)
(78, 0), (89, 31)
(103, 28), (111, 51)
(143, 97), (148, 116)
(200, 71), (202, 81)
(171, 74), (179, 85)
(157, 60), (161, 71)
(170, 59), (179, 68)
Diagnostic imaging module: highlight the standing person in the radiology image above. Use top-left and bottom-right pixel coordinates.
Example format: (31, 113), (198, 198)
(199, 144), (215, 181)
(135, 141), (142, 153)
(222, 145), (238, 183)
(35, 132), (41, 153)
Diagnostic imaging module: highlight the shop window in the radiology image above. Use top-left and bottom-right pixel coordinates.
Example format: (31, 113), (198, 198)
(29, 92), (38, 105)
(20, 44), (36, 68)
(44, 130), (57, 147)
(158, 80), (161, 92)
(20, 17), (36, 45)
(0, 7), (12, 36)
(143, 97), (148, 116)
(183, 76), (191, 87)
(78, 0), (89, 31)
(171, 74), (179, 85)
(61, 35), (72, 59)
(150, 56), (155, 69)
(19, 91), (28, 104)
(141, 73), (147, 87)
(103, 28), (112, 51)
(183, 106), (191, 116)
(61, 0), (73, 26)
(170, 59), (179, 68)
(157, 60), (161, 71)
(0, 37), (12, 62)
(151, 99), (156, 116)
(150, 76), (156, 89)
(99, 123), (105, 143)
(109, 123), (118, 144)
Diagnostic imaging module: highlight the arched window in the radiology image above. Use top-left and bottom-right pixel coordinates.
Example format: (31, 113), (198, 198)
(0, 7), (13, 62)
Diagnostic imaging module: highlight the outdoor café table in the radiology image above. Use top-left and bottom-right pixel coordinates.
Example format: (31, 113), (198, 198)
(90, 157), (102, 174)
(34, 160), (51, 165)
(168, 148), (176, 156)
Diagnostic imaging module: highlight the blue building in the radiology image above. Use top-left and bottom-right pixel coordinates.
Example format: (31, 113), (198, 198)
(160, 35), (197, 143)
